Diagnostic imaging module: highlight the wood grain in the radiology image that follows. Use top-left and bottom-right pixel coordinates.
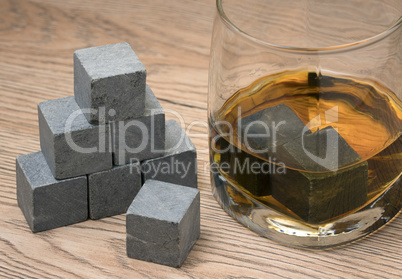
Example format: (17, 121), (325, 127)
(0, 0), (401, 278)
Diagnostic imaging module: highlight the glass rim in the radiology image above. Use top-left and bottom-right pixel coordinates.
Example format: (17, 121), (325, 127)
(217, 0), (402, 52)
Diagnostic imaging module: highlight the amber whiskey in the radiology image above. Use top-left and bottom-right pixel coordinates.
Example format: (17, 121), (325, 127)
(210, 71), (401, 224)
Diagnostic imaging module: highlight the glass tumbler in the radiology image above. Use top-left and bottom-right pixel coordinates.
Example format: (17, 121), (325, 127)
(208, 0), (402, 249)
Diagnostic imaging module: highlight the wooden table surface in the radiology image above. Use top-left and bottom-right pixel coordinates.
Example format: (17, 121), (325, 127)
(0, 0), (401, 278)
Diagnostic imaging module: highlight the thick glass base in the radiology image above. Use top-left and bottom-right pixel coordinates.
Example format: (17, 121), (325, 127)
(211, 171), (402, 250)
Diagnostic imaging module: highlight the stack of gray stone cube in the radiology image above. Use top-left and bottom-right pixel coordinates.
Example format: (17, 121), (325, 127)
(16, 42), (199, 267)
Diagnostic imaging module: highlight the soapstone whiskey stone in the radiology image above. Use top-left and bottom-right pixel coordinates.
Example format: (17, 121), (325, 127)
(240, 104), (308, 158)
(126, 180), (200, 267)
(237, 103), (368, 223)
(113, 85), (165, 165)
(38, 96), (112, 179)
(141, 119), (197, 188)
(111, 86), (165, 165)
(74, 42), (146, 124)
(271, 126), (368, 223)
(88, 161), (142, 219)
(218, 135), (271, 197)
(16, 152), (88, 232)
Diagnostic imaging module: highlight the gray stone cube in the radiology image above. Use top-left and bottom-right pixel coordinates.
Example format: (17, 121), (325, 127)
(16, 152), (87, 232)
(271, 127), (368, 223)
(277, 126), (362, 171)
(272, 162), (368, 223)
(126, 180), (200, 267)
(240, 104), (308, 157)
(74, 42), (146, 124)
(141, 119), (197, 188)
(113, 85), (165, 165)
(38, 96), (112, 179)
(218, 136), (271, 197)
(88, 161), (142, 220)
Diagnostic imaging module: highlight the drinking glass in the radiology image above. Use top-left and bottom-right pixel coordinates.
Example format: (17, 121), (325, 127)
(208, 0), (402, 249)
